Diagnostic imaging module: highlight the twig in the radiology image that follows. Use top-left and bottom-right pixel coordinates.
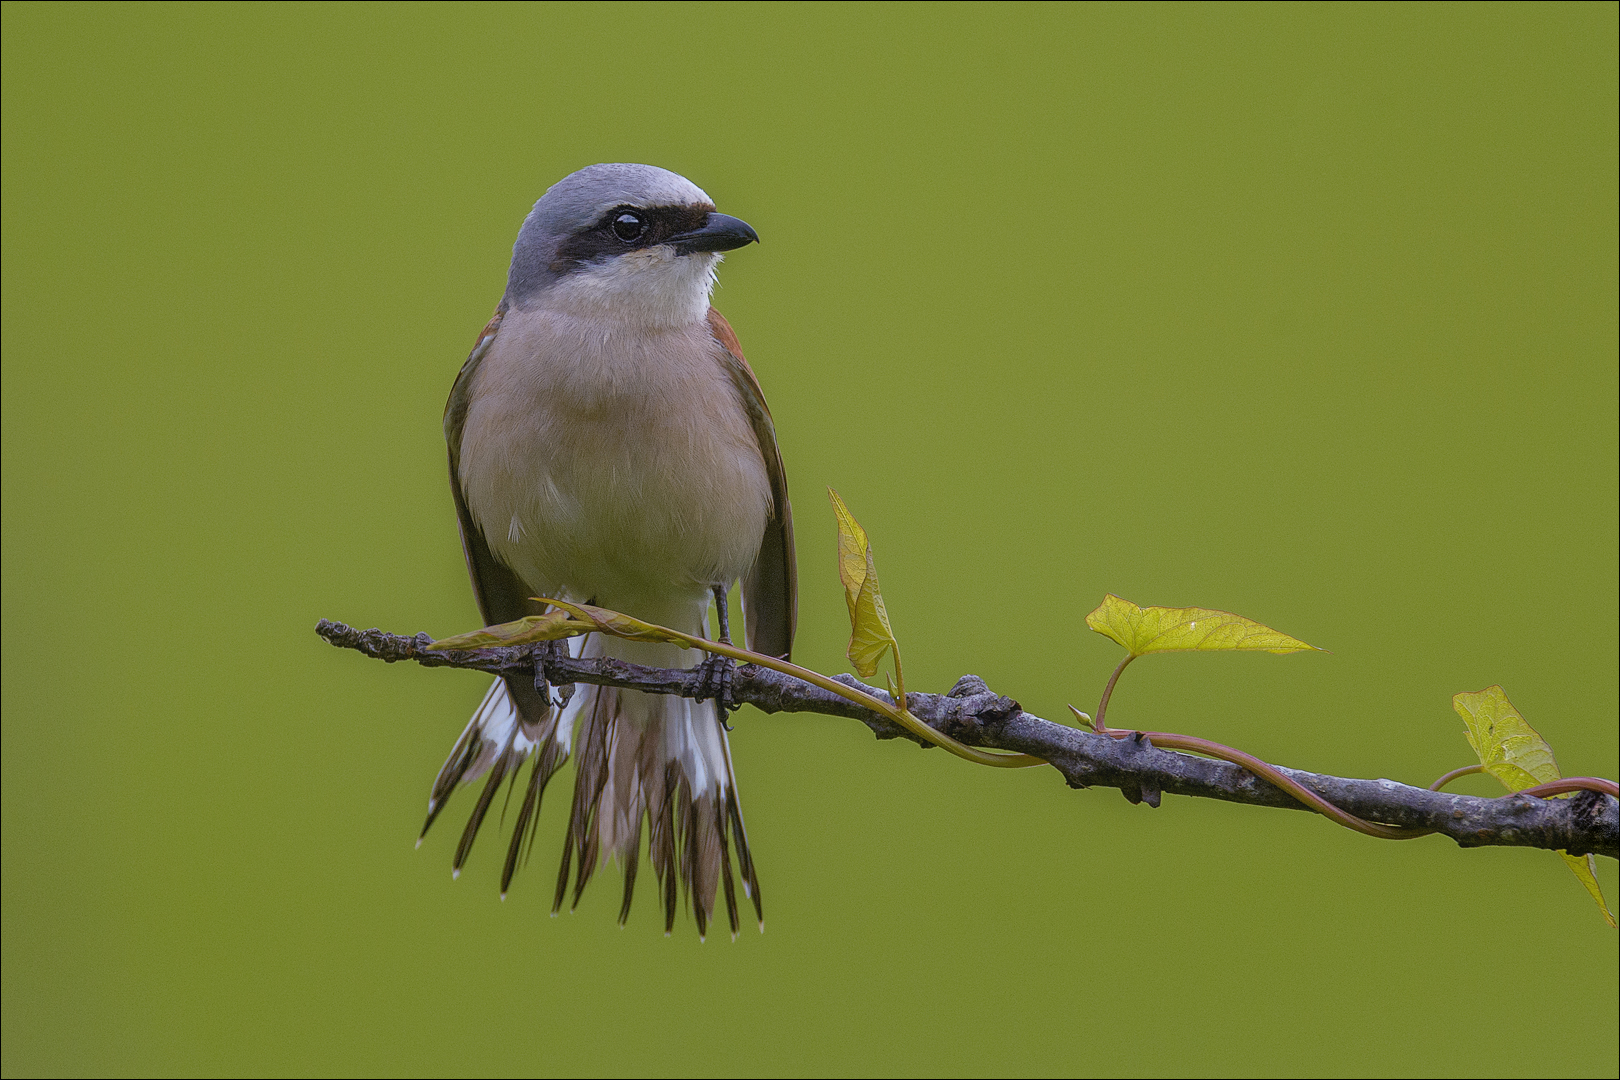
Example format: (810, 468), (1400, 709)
(315, 619), (1618, 860)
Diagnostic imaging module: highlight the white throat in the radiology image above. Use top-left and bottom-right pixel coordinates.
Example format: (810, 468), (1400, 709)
(537, 248), (721, 328)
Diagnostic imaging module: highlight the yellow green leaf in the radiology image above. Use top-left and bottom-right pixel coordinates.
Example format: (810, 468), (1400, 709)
(1084, 594), (1321, 657)
(829, 487), (869, 622)
(848, 544), (899, 678)
(1453, 685), (1615, 928)
(1452, 686), (1559, 790)
(426, 608), (589, 650)
(828, 489), (898, 680)
(539, 598), (692, 645)
(1562, 853), (1618, 928)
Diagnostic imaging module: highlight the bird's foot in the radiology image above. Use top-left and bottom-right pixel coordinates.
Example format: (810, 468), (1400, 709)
(695, 653), (737, 729)
(533, 639), (574, 708)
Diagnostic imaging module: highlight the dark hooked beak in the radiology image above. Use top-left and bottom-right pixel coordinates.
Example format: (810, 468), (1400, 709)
(667, 213), (759, 255)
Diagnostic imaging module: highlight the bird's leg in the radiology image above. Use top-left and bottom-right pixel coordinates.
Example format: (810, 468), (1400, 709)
(696, 583), (737, 727)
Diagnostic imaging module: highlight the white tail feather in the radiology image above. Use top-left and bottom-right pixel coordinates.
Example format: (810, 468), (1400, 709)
(422, 619), (760, 936)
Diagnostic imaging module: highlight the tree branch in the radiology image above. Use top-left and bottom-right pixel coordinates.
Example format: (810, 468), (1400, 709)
(316, 619), (1618, 860)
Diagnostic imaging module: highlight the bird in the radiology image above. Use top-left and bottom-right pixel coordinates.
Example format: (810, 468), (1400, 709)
(417, 163), (796, 940)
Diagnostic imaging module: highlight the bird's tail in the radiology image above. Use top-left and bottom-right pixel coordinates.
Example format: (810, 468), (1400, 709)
(418, 671), (571, 896)
(420, 632), (761, 939)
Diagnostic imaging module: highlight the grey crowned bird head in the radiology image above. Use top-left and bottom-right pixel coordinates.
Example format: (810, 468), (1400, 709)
(504, 163), (759, 325)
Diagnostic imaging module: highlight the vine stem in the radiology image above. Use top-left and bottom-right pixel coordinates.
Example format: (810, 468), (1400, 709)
(1429, 764), (1487, 791)
(542, 602), (1044, 770)
(1094, 654), (1135, 733)
(1099, 728), (1430, 840)
(684, 641), (1041, 768)
(890, 638), (908, 717)
(1517, 777), (1620, 799)
(1428, 766), (1618, 800)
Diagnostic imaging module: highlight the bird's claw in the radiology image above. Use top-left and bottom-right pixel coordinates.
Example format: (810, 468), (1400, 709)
(533, 639), (574, 708)
(695, 653), (737, 727)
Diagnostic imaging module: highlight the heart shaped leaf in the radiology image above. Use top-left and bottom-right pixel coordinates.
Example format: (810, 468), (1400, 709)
(1085, 594), (1321, 657)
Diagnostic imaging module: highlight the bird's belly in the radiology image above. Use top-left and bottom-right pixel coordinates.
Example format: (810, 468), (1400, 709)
(460, 364), (771, 623)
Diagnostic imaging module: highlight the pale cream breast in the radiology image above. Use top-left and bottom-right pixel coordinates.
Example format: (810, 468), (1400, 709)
(456, 308), (772, 623)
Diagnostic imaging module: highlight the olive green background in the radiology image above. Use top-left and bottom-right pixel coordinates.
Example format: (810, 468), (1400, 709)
(3, 2), (1615, 1076)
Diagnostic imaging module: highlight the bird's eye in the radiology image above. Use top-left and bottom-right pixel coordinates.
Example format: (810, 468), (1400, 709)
(611, 211), (646, 242)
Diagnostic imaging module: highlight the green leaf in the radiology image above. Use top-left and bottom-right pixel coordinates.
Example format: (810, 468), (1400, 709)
(829, 489), (898, 680)
(426, 608), (590, 650)
(1562, 852), (1617, 929)
(1452, 686), (1559, 790)
(1453, 685), (1616, 928)
(830, 487), (869, 621)
(1084, 594), (1321, 657)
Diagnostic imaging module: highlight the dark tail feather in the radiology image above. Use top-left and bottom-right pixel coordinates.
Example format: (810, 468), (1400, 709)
(727, 789), (764, 927)
(572, 743), (610, 913)
(616, 815), (642, 927)
(682, 789), (724, 941)
(501, 730), (567, 897)
(655, 760), (680, 935)
(551, 832), (573, 916)
(716, 797), (741, 940)
(686, 801), (708, 942)
(557, 689), (611, 913)
(420, 731), (482, 841)
(453, 750), (514, 877)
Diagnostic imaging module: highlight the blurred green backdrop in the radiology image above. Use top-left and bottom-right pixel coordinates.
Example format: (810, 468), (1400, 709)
(3, 2), (1615, 1076)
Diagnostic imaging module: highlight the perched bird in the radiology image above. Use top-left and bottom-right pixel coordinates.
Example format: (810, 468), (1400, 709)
(419, 163), (796, 939)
